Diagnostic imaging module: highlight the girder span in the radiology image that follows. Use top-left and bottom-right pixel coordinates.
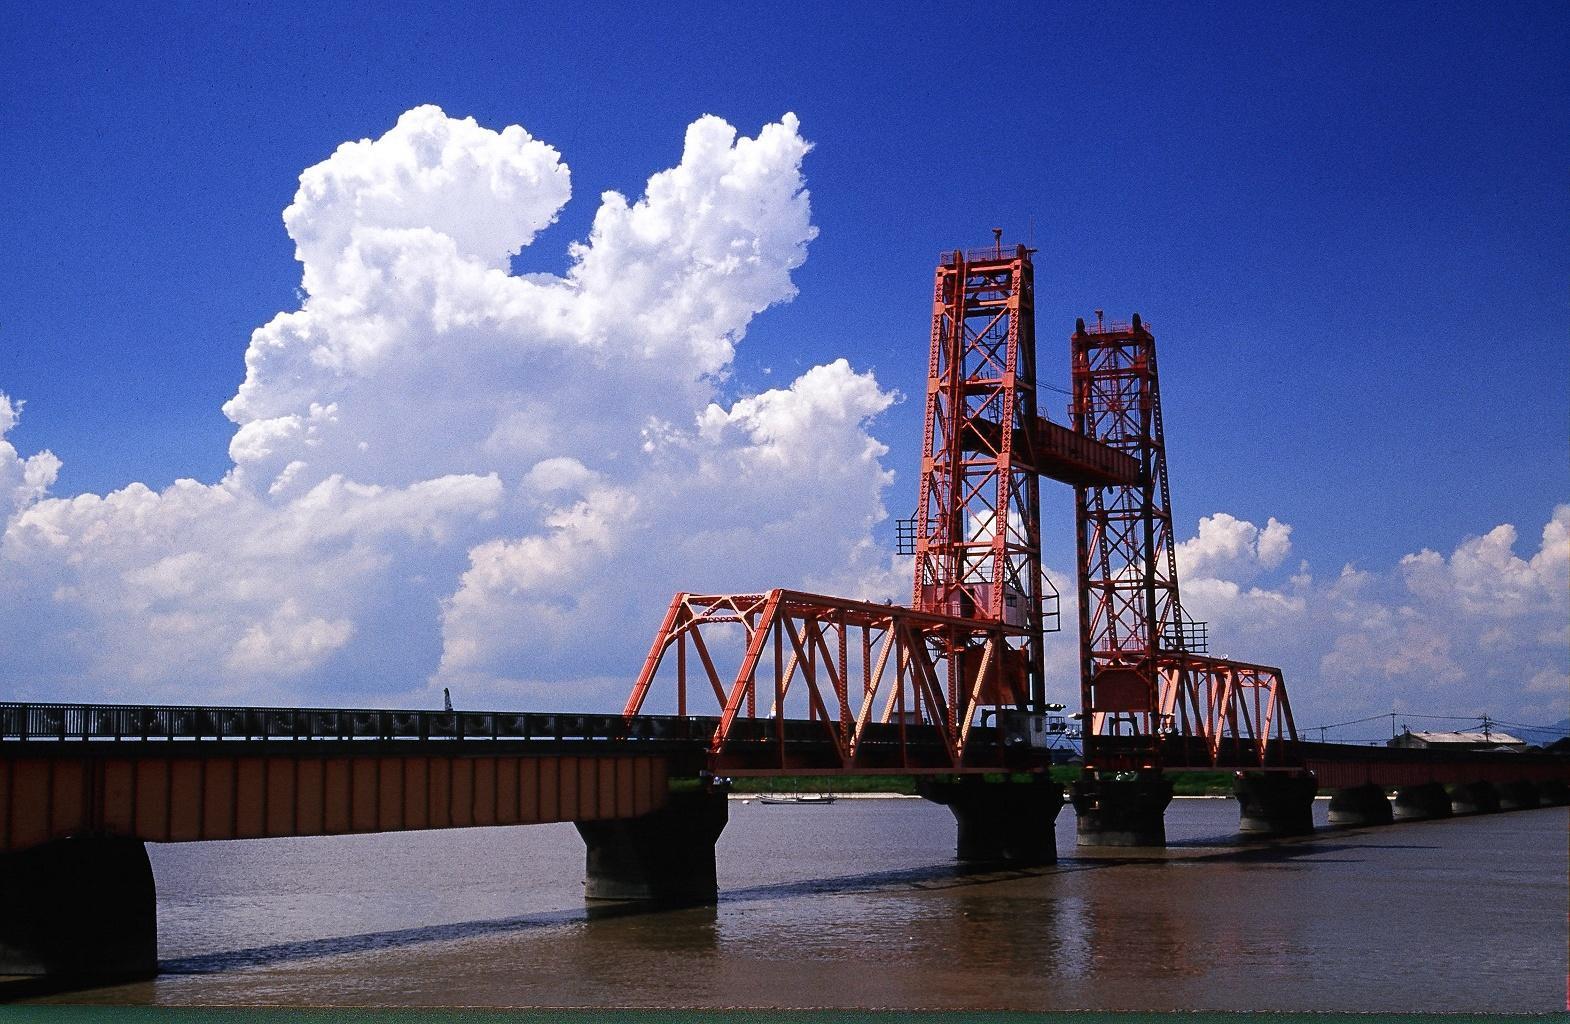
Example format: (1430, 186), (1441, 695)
(1156, 655), (1298, 767)
(621, 590), (1044, 774)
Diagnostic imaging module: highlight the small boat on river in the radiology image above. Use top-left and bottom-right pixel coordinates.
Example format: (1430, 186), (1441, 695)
(758, 790), (837, 805)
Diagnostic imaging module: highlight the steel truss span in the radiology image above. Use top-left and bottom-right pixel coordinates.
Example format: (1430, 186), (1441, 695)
(621, 589), (1048, 774)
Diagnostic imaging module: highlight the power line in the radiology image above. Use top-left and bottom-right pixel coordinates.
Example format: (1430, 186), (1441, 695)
(1491, 719), (1570, 736)
(1303, 711), (1569, 738)
(1303, 712), (1395, 731)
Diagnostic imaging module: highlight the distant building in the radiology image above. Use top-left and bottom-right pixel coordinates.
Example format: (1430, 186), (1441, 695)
(1387, 728), (1526, 751)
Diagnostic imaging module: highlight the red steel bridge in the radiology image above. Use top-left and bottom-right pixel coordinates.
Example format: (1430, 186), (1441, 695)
(3, 240), (1565, 986)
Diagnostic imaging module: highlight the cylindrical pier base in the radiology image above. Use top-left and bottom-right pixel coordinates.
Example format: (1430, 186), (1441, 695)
(1496, 781), (1541, 811)
(1393, 782), (1452, 821)
(1327, 783), (1393, 827)
(918, 775), (1064, 865)
(1070, 774), (1174, 847)
(0, 835), (157, 983)
(575, 785), (729, 904)
(1448, 781), (1500, 815)
(1539, 780), (1570, 806)
(1235, 771), (1318, 837)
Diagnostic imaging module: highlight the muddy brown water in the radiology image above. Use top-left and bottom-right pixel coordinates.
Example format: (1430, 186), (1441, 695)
(24, 797), (1567, 1011)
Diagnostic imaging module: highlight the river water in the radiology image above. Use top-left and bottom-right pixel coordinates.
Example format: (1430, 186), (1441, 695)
(28, 798), (1567, 1012)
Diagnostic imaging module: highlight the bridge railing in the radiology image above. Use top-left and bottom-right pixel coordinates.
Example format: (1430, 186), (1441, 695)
(0, 700), (998, 775)
(0, 701), (721, 746)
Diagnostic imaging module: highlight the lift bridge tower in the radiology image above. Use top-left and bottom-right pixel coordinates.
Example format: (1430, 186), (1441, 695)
(909, 241), (1052, 711)
(626, 237), (1138, 775)
(1068, 312), (1302, 845)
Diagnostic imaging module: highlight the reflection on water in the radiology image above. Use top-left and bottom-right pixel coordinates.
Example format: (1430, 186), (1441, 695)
(29, 798), (1567, 1011)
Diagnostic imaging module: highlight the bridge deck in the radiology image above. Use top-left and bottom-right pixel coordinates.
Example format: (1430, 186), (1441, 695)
(0, 701), (1048, 775)
(6, 702), (1562, 784)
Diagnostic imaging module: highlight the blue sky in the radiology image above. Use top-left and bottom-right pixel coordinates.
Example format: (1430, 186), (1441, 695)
(2, 3), (1566, 736)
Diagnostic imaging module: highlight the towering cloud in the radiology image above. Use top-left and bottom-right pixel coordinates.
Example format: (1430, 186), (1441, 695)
(0, 107), (897, 708)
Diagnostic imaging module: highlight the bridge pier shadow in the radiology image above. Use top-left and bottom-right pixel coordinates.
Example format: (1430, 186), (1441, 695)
(0, 835), (156, 986)
(1496, 780), (1541, 811)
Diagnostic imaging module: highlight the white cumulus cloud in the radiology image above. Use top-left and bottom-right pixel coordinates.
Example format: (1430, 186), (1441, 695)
(0, 394), (61, 525)
(1169, 505), (1569, 733)
(1175, 511), (1292, 582)
(0, 107), (894, 709)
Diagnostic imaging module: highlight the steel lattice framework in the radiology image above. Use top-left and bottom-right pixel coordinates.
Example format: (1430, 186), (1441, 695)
(1158, 655), (1299, 767)
(620, 248), (1298, 777)
(621, 243), (1067, 774)
(1071, 314), (1181, 758)
(1071, 314), (1298, 770)
(621, 590), (1032, 772)
(911, 244), (1047, 709)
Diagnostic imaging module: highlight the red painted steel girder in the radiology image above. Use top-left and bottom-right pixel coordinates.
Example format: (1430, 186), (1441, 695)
(622, 589), (1040, 774)
(1029, 416), (1142, 488)
(1293, 740), (1570, 789)
(1072, 315), (1184, 769)
(1156, 654), (1298, 767)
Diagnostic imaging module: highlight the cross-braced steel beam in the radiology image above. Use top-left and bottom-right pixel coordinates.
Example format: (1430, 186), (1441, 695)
(1071, 314), (1299, 771)
(911, 245), (1048, 710)
(622, 589), (1031, 773)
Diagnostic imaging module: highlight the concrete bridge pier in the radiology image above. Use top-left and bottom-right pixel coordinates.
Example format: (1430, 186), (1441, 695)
(575, 784), (729, 904)
(919, 775), (1064, 864)
(1326, 783), (1393, 826)
(1448, 780), (1500, 815)
(0, 835), (157, 984)
(1496, 780), (1541, 811)
(1070, 773), (1174, 847)
(1392, 782), (1453, 821)
(1234, 771), (1318, 837)
(1538, 780), (1570, 806)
